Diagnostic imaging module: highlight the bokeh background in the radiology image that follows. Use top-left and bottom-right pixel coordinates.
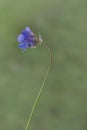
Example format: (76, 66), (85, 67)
(0, 0), (87, 130)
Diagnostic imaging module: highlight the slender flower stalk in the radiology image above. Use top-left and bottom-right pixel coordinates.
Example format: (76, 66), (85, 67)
(17, 27), (52, 130)
(25, 44), (52, 130)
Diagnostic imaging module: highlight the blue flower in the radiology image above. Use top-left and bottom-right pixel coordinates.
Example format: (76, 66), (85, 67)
(17, 27), (43, 51)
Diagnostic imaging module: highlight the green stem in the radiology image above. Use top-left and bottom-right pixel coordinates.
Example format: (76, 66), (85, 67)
(25, 44), (52, 130)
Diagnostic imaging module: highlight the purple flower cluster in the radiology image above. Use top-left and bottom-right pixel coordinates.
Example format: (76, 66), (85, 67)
(17, 27), (42, 50)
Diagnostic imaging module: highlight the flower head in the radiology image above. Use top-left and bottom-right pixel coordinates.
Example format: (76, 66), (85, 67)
(17, 27), (43, 51)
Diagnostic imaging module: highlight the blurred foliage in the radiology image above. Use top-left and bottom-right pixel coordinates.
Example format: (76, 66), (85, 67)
(0, 0), (87, 130)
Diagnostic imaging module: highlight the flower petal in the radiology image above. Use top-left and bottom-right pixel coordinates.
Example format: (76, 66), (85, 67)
(25, 27), (31, 33)
(22, 30), (30, 39)
(17, 34), (25, 42)
(18, 43), (28, 49)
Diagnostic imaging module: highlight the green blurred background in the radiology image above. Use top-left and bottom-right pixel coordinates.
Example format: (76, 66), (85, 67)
(0, 0), (87, 130)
